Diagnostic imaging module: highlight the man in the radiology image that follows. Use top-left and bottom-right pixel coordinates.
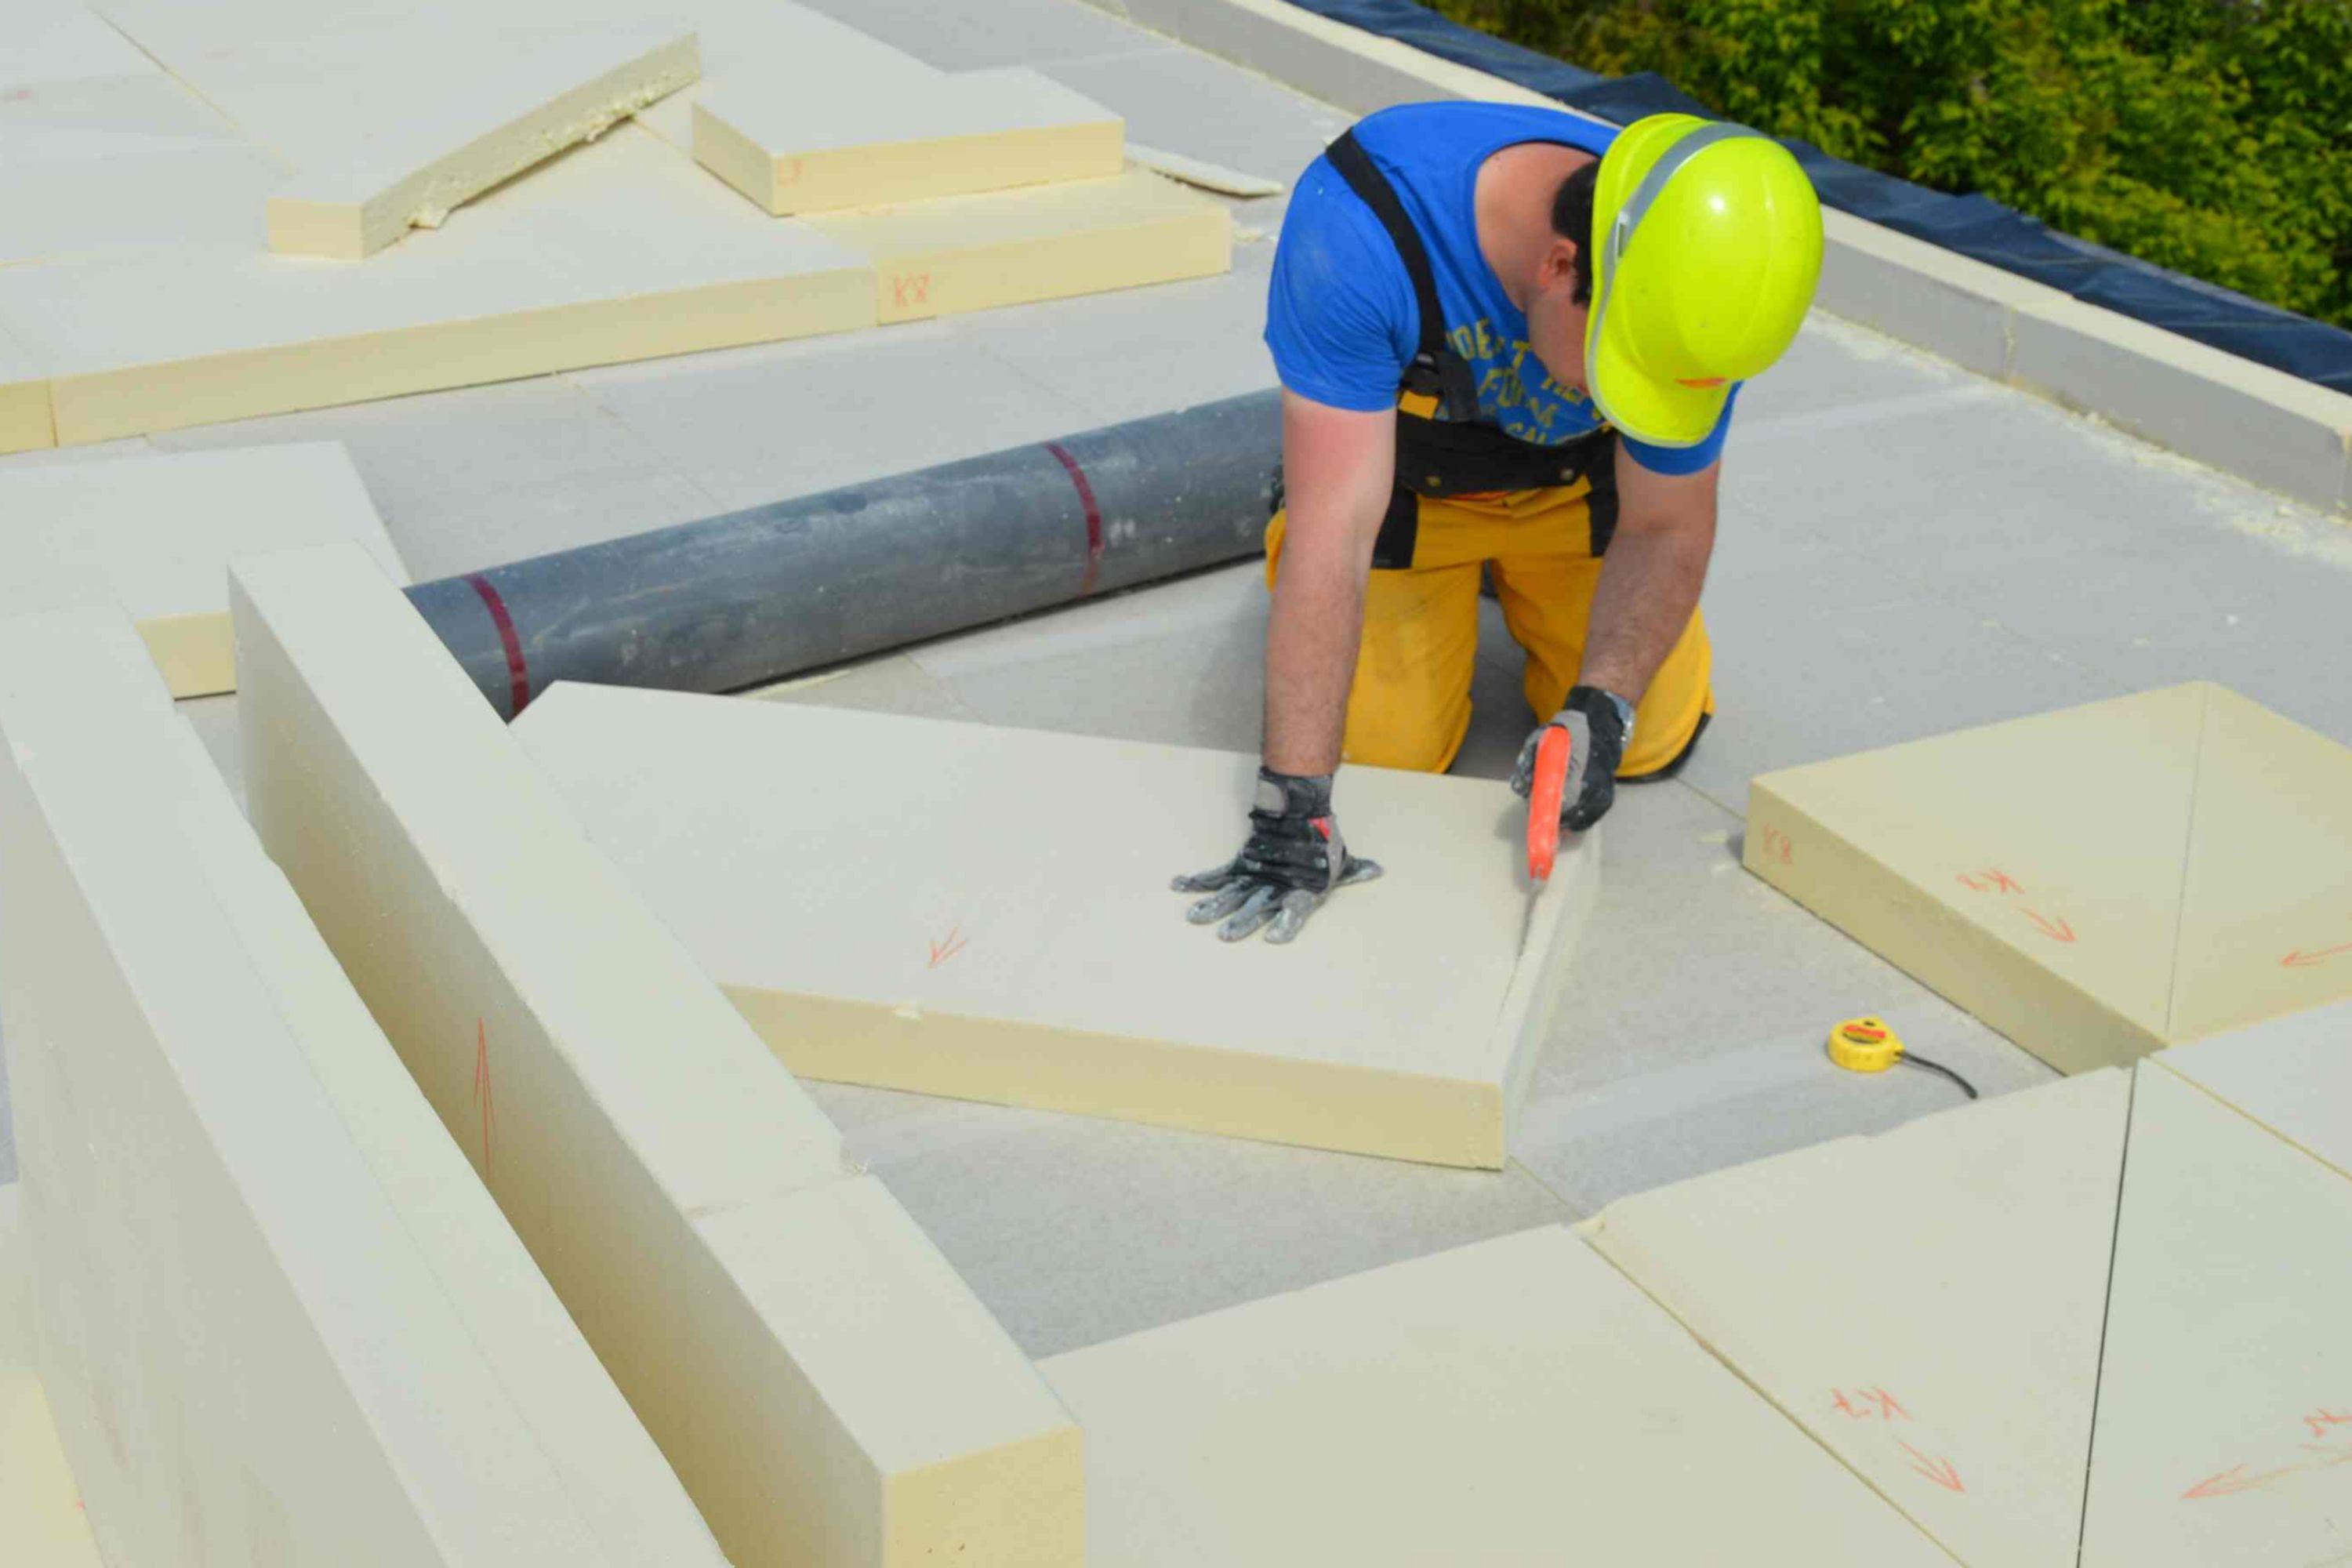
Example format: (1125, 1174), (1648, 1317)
(1175, 106), (1823, 944)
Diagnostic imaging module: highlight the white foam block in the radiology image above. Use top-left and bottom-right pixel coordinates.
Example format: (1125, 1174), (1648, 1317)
(694, 66), (1123, 215)
(0, 444), (405, 696)
(1586, 1070), (2132, 1567)
(267, 29), (701, 259)
(2080, 1063), (2352, 1564)
(232, 543), (1080, 1568)
(2154, 998), (2352, 1179)
(0, 607), (725, 1566)
(1042, 1227), (1955, 1563)
(512, 684), (1594, 1168)
(0, 123), (873, 445)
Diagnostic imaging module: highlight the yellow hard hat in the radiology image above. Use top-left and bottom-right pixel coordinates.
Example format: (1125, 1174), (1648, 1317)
(1585, 114), (1824, 447)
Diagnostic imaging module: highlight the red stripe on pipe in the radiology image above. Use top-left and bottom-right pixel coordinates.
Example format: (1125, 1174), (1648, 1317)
(1044, 441), (1105, 595)
(464, 572), (531, 717)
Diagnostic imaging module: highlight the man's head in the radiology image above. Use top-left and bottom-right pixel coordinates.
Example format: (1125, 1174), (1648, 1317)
(1521, 159), (1602, 397)
(1532, 116), (1824, 447)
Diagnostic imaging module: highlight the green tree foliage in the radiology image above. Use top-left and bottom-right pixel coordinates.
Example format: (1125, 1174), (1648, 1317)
(1433, 0), (2352, 328)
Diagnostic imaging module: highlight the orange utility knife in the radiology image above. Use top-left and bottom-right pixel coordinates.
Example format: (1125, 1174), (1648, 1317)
(1518, 725), (1572, 959)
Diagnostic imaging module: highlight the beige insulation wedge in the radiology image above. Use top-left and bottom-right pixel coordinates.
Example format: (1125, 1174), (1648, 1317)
(231, 542), (1081, 1568)
(1041, 1227), (1956, 1563)
(267, 30), (702, 259)
(0, 444), (405, 697)
(512, 684), (1595, 1169)
(1585, 1069), (2132, 1567)
(2079, 1062), (2352, 1565)
(1745, 682), (2352, 1073)
(693, 66), (1123, 215)
(0, 607), (726, 1566)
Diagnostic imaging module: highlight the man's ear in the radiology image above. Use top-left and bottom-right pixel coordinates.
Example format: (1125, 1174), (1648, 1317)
(1538, 236), (1582, 295)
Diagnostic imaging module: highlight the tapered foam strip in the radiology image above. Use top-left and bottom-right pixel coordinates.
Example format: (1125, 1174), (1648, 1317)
(810, 167), (1230, 324)
(694, 66), (1122, 215)
(2155, 997), (2352, 1179)
(511, 684), (1594, 1168)
(1042, 1227), (1955, 1563)
(0, 608), (724, 1566)
(0, 123), (873, 445)
(1126, 143), (1285, 197)
(267, 31), (701, 259)
(1586, 1070), (2132, 1567)
(2080, 1062), (2352, 1564)
(231, 543), (1080, 1568)
(0, 445), (405, 697)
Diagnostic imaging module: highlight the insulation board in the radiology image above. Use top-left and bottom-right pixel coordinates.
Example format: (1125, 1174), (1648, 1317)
(809, 167), (1231, 324)
(96, 0), (949, 154)
(0, 122), (875, 445)
(0, 443), (406, 696)
(1040, 1226), (1956, 1565)
(2079, 1062), (2352, 1565)
(1584, 1069), (2132, 1567)
(0, 321), (51, 456)
(1745, 682), (2352, 1073)
(4, 0), (158, 90)
(0, 1371), (103, 1568)
(694, 65), (1123, 215)
(2154, 997), (2352, 1179)
(267, 29), (702, 259)
(511, 684), (1595, 1168)
(0, 141), (288, 264)
(232, 543), (1080, 1568)
(0, 607), (725, 1566)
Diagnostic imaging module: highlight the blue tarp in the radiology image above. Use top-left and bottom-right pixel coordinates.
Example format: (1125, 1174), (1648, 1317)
(1289, 0), (2352, 394)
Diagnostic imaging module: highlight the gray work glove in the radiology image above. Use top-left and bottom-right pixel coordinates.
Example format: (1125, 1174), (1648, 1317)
(1172, 768), (1383, 944)
(1512, 684), (1635, 833)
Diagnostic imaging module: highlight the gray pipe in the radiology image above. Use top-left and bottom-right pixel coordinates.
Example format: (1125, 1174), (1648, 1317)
(405, 390), (1279, 719)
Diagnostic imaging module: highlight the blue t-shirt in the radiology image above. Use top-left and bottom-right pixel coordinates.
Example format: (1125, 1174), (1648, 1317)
(1265, 102), (1736, 477)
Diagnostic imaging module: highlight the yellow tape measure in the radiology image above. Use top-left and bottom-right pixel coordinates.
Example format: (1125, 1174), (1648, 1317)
(1828, 1016), (1905, 1073)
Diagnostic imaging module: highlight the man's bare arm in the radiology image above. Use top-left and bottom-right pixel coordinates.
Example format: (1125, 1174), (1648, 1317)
(1262, 390), (1397, 774)
(1577, 442), (1721, 702)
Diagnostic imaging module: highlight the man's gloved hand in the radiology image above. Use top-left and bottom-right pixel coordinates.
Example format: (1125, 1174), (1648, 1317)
(1172, 768), (1383, 944)
(1512, 684), (1635, 833)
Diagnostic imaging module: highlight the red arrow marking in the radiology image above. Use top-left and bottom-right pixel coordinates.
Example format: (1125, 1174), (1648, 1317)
(2022, 909), (2077, 943)
(1897, 1439), (1965, 1493)
(2281, 942), (2352, 968)
(2182, 1463), (2296, 1500)
(927, 928), (969, 968)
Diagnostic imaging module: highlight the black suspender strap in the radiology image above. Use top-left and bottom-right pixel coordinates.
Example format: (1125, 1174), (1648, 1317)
(1319, 125), (1617, 514)
(1323, 131), (1478, 419)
